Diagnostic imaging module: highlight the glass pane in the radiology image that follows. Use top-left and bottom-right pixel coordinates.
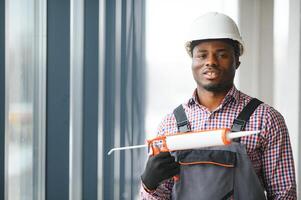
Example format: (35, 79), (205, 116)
(145, 0), (238, 139)
(5, 0), (46, 200)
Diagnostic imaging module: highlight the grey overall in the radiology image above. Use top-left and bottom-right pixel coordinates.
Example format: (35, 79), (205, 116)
(171, 143), (266, 200)
(171, 98), (266, 200)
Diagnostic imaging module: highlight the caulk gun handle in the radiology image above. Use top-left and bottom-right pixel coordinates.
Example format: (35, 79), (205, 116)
(148, 139), (181, 182)
(154, 148), (180, 183)
(150, 144), (169, 156)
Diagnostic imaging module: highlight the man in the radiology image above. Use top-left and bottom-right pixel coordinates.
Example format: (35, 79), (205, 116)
(140, 12), (296, 199)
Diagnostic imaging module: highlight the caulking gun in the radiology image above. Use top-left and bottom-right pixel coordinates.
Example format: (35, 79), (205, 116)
(108, 128), (260, 156)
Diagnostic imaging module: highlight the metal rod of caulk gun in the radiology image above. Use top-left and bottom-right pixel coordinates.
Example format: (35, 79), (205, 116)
(107, 144), (148, 155)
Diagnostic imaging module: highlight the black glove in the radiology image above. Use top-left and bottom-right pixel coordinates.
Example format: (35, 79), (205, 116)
(141, 152), (180, 190)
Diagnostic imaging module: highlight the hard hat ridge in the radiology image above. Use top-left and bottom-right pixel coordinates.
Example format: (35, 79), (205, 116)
(185, 12), (244, 57)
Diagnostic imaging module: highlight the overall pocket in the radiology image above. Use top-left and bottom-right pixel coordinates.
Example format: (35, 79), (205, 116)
(172, 149), (236, 200)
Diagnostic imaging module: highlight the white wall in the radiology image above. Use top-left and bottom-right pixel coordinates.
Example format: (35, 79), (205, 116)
(237, 0), (274, 105)
(238, 0), (300, 197)
(285, 0), (301, 196)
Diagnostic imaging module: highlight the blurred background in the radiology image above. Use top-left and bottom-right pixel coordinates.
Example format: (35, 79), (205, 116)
(0, 0), (300, 199)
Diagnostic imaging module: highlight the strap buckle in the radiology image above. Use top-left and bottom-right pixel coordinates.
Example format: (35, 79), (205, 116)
(231, 118), (246, 132)
(177, 120), (190, 132)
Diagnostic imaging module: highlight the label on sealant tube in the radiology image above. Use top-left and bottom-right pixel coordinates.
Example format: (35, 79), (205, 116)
(165, 129), (228, 151)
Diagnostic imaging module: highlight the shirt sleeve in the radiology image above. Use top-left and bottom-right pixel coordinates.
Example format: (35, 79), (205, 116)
(261, 107), (297, 199)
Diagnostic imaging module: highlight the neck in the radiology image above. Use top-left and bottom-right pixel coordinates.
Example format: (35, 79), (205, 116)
(196, 87), (231, 111)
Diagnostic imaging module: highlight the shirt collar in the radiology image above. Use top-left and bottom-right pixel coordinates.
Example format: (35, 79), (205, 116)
(221, 85), (240, 105)
(187, 85), (240, 108)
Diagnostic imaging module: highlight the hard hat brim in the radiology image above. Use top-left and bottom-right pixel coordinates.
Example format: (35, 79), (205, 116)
(185, 38), (244, 58)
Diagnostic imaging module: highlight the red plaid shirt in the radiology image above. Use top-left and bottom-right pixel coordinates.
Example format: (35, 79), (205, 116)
(140, 86), (296, 200)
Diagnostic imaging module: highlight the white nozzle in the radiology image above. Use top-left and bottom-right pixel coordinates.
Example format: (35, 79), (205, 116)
(227, 130), (260, 140)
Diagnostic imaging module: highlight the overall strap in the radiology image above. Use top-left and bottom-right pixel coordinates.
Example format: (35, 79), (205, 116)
(173, 98), (262, 133)
(231, 98), (263, 132)
(173, 105), (191, 132)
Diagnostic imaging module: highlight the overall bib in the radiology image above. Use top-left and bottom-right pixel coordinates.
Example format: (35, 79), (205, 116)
(170, 99), (266, 200)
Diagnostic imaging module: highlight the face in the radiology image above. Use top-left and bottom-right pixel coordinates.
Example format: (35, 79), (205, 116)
(191, 40), (240, 93)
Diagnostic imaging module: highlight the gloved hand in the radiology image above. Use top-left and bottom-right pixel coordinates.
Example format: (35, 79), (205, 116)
(141, 152), (180, 190)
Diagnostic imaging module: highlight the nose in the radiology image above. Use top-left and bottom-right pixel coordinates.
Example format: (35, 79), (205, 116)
(205, 54), (217, 67)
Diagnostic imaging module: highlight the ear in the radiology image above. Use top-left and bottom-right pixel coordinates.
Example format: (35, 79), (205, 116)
(236, 61), (240, 69)
(235, 56), (240, 69)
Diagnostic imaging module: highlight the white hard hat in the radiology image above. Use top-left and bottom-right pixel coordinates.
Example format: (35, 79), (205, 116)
(185, 12), (244, 57)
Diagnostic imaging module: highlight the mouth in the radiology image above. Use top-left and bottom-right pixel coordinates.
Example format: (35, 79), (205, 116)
(202, 68), (220, 80)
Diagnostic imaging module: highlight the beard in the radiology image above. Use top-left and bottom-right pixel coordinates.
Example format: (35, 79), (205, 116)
(202, 82), (233, 93)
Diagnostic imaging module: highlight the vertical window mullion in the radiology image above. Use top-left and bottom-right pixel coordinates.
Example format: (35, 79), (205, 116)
(114, 0), (122, 199)
(98, 0), (105, 199)
(82, 0), (99, 199)
(0, 0), (5, 198)
(32, 0), (47, 199)
(46, 0), (70, 199)
(102, 0), (116, 199)
(69, 0), (84, 199)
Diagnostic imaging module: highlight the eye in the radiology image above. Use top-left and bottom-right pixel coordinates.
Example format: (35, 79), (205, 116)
(217, 52), (229, 59)
(196, 53), (207, 59)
